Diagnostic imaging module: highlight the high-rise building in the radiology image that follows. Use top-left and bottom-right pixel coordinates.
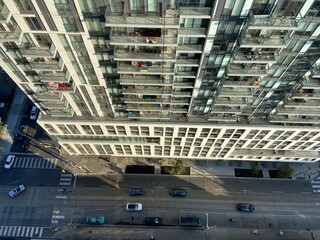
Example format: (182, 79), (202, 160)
(0, 0), (320, 162)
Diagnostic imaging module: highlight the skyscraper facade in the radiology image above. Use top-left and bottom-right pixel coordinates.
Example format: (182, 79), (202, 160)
(1, 0), (320, 162)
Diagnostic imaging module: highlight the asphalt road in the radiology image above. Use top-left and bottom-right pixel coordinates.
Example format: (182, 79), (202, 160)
(1, 173), (318, 239)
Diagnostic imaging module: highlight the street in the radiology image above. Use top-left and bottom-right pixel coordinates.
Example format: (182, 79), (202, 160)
(0, 167), (319, 239)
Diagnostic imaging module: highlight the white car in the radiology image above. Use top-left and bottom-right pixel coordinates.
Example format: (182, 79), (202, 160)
(8, 184), (26, 198)
(0, 102), (4, 108)
(4, 155), (15, 169)
(126, 203), (142, 212)
(29, 105), (39, 120)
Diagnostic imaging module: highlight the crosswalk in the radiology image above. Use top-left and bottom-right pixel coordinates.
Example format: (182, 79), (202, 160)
(0, 226), (43, 238)
(12, 157), (58, 169)
(311, 178), (320, 193)
(59, 173), (73, 187)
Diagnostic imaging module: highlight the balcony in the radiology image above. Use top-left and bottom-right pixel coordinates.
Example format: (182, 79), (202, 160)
(311, 66), (320, 78)
(34, 92), (61, 100)
(122, 86), (172, 96)
(176, 44), (202, 53)
(210, 107), (241, 114)
(284, 100), (320, 108)
(233, 52), (277, 64)
(119, 75), (173, 86)
(178, 28), (207, 37)
(175, 71), (197, 78)
(0, 27), (22, 42)
(126, 103), (170, 112)
(276, 107), (320, 116)
(219, 88), (253, 98)
(208, 113), (237, 122)
(127, 111), (170, 120)
(124, 95), (171, 104)
(48, 108), (74, 117)
(214, 99), (247, 107)
(176, 58), (199, 66)
(223, 79), (260, 88)
(228, 64), (268, 77)
(21, 44), (57, 58)
(269, 115), (320, 124)
(110, 35), (178, 47)
(172, 91), (192, 97)
(47, 82), (74, 92)
(30, 59), (63, 71)
(114, 50), (175, 62)
(248, 15), (298, 30)
(240, 34), (287, 48)
(117, 66), (175, 75)
(179, 7), (211, 18)
(105, 15), (179, 28)
(42, 101), (67, 109)
(0, 5), (11, 24)
(39, 72), (70, 82)
(173, 81), (194, 88)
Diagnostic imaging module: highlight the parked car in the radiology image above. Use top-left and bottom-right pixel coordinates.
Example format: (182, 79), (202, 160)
(237, 204), (255, 212)
(4, 155), (15, 169)
(22, 138), (31, 152)
(29, 105), (39, 120)
(129, 188), (144, 196)
(0, 102), (5, 108)
(126, 203), (142, 212)
(85, 216), (105, 224)
(178, 217), (201, 227)
(169, 189), (187, 197)
(145, 217), (163, 226)
(8, 184), (26, 198)
(22, 105), (31, 119)
(15, 126), (25, 141)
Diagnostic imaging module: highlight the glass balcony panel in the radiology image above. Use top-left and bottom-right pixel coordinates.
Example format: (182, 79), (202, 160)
(39, 72), (69, 82)
(35, 92), (61, 100)
(110, 35), (177, 46)
(0, 28), (22, 42)
(178, 28), (207, 36)
(233, 52), (277, 64)
(240, 34), (287, 48)
(128, 111), (170, 120)
(21, 45), (56, 58)
(179, 7), (211, 17)
(176, 58), (199, 66)
(105, 16), (179, 27)
(249, 16), (298, 30)
(122, 86), (172, 95)
(117, 66), (174, 75)
(175, 71), (197, 78)
(176, 44), (203, 53)
(30, 59), (63, 71)
(114, 51), (175, 61)
(47, 82), (74, 92)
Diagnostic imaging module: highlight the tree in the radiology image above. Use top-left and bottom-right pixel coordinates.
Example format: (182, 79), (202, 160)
(251, 163), (261, 178)
(277, 164), (294, 179)
(169, 159), (186, 175)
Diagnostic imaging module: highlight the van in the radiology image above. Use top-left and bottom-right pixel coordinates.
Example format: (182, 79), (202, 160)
(178, 217), (201, 227)
(30, 105), (39, 120)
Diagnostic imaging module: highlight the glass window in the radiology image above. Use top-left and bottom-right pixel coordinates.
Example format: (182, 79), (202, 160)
(81, 125), (94, 134)
(25, 17), (43, 31)
(78, 0), (97, 12)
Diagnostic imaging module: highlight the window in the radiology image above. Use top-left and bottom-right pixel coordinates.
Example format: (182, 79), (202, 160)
(14, 0), (33, 13)
(57, 124), (71, 134)
(67, 125), (80, 134)
(25, 17), (43, 31)
(81, 125), (94, 134)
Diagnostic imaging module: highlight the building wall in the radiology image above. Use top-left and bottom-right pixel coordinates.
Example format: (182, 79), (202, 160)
(0, 0), (319, 161)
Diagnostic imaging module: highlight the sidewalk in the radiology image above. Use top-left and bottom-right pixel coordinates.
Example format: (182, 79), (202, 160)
(60, 151), (320, 181)
(0, 87), (25, 159)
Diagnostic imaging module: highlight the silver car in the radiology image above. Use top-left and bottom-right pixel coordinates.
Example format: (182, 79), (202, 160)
(126, 203), (142, 212)
(8, 184), (26, 198)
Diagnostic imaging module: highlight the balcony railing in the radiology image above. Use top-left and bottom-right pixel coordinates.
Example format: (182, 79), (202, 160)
(21, 44), (56, 58)
(117, 66), (175, 75)
(30, 59), (63, 71)
(105, 15), (179, 27)
(176, 58), (199, 66)
(176, 44), (203, 52)
(240, 34), (287, 48)
(248, 15), (298, 30)
(233, 52), (277, 63)
(0, 27), (22, 42)
(178, 28), (207, 37)
(47, 82), (74, 92)
(228, 66), (268, 77)
(35, 92), (61, 100)
(128, 111), (170, 119)
(39, 72), (70, 82)
(114, 51), (175, 61)
(179, 7), (211, 17)
(110, 35), (178, 46)
(122, 87), (172, 95)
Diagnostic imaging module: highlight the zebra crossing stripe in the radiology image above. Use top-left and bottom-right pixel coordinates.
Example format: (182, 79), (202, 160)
(0, 226), (44, 237)
(7, 226), (12, 236)
(13, 157), (58, 169)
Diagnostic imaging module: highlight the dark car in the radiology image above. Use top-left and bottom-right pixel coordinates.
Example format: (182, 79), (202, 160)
(22, 138), (30, 152)
(145, 217), (163, 226)
(237, 204), (254, 212)
(22, 105), (31, 119)
(169, 189), (187, 197)
(15, 126), (25, 141)
(129, 188), (144, 196)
